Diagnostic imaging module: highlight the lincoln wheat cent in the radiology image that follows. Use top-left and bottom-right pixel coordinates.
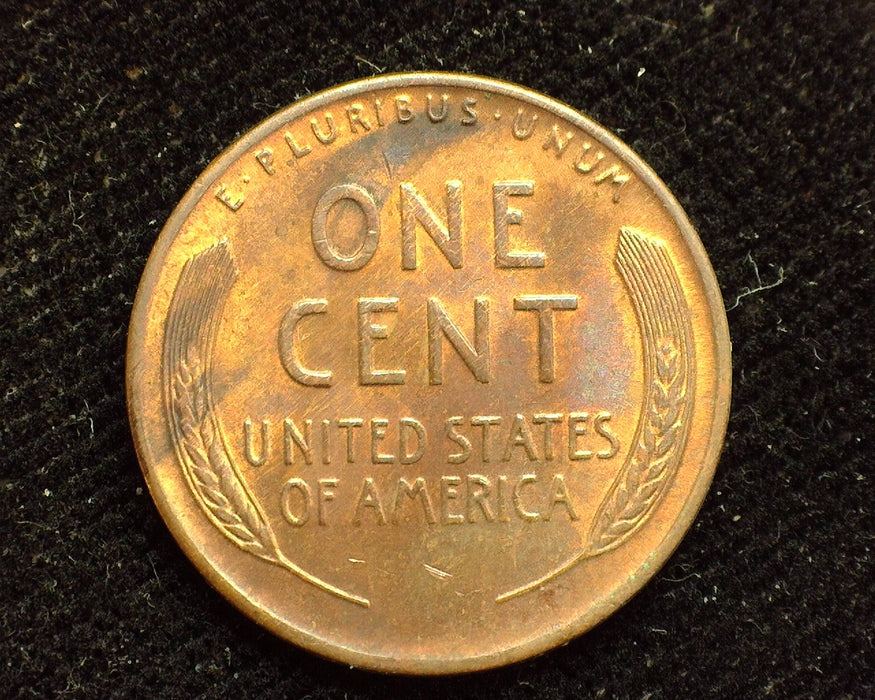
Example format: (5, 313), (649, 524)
(127, 73), (731, 674)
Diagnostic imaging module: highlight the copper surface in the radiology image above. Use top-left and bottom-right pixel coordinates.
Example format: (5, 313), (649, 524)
(126, 73), (731, 674)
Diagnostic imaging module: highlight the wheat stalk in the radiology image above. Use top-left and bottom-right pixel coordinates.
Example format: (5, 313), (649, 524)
(497, 228), (693, 602)
(585, 228), (693, 555)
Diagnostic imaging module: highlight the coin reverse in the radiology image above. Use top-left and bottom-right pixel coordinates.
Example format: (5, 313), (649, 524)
(127, 73), (731, 674)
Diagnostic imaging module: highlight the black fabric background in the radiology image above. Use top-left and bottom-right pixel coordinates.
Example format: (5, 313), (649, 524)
(1, 1), (872, 697)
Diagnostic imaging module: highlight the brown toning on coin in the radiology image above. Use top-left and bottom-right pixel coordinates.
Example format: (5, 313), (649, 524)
(126, 73), (731, 674)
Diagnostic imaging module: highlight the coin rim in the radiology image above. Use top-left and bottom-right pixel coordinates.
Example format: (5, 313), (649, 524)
(126, 72), (732, 675)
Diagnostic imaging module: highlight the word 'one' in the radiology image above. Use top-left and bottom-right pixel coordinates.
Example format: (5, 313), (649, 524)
(310, 179), (545, 272)
(279, 178), (583, 386)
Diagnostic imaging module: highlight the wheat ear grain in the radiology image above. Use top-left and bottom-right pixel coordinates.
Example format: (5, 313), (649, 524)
(588, 341), (685, 552)
(173, 357), (280, 562)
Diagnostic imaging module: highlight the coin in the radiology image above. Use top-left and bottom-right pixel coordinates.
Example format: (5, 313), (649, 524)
(127, 73), (731, 674)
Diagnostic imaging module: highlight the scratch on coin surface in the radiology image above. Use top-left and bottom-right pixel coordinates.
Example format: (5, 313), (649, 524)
(424, 563), (452, 580)
(348, 558), (366, 564)
(381, 150), (393, 179)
